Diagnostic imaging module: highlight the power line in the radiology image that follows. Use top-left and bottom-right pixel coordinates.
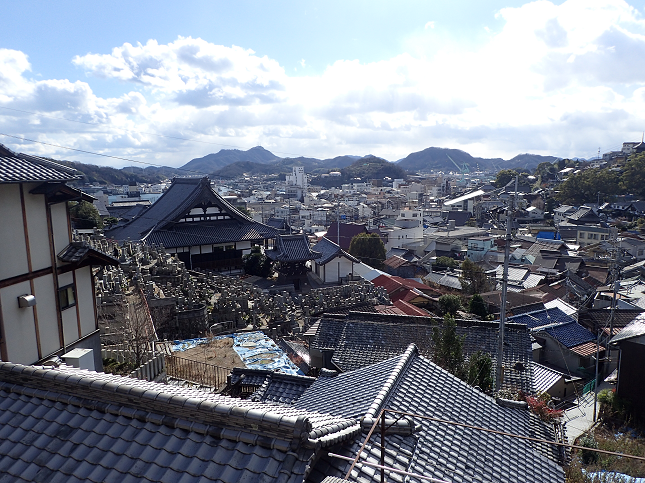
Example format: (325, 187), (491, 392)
(0, 105), (308, 159)
(0, 132), (233, 178)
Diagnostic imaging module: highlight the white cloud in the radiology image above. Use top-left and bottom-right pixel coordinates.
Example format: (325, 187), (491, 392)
(425, 21), (435, 30)
(3, 1), (645, 165)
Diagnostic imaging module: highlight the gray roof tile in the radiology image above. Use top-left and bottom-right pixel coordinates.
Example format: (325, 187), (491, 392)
(0, 144), (81, 184)
(0, 362), (362, 483)
(301, 346), (564, 483)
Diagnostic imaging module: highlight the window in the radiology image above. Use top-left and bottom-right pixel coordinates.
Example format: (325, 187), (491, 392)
(579, 232), (585, 238)
(225, 245), (235, 251)
(58, 284), (76, 311)
(588, 233), (594, 239)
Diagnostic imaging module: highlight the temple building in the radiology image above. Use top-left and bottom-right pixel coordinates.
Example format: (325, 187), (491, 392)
(106, 177), (278, 271)
(265, 234), (321, 291)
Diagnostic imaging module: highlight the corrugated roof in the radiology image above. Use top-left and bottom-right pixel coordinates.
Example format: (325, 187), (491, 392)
(610, 312), (645, 344)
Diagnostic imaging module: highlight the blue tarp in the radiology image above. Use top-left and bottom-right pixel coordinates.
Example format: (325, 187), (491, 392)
(536, 231), (561, 240)
(583, 470), (645, 482)
(171, 332), (303, 375)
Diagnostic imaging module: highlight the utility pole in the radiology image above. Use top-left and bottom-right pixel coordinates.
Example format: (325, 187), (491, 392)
(496, 175), (517, 393)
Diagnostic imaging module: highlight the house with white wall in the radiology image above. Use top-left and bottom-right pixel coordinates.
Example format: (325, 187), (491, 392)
(0, 144), (118, 368)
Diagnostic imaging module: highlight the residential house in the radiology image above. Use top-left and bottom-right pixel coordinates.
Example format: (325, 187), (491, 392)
(323, 222), (368, 251)
(310, 237), (360, 284)
(0, 144), (118, 368)
(609, 314), (645, 415)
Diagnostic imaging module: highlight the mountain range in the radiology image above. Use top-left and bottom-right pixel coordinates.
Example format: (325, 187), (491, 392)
(60, 146), (562, 185)
(180, 146), (559, 178)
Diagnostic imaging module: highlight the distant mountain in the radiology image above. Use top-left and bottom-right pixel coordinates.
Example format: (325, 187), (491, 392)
(181, 146), (279, 173)
(59, 161), (178, 185)
(211, 153), (364, 178)
(396, 147), (559, 173)
(311, 155), (408, 188)
(506, 153), (559, 170)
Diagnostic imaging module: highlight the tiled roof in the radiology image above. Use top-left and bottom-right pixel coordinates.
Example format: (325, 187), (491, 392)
(392, 299), (430, 316)
(542, 321), (596, 349)
(323, 222), (368, 250)
(57, 243), (119, 267)
(533, 363), (567, 394)
(301, 346), (564, 483)
(383, 255), (409, 269)
(310, 313), (533, 392)
(578, 309), (643, 332)
(107, 177), (277, 246)
(228, 368), (316, 405)
(311, 237), (360, 265)
(142, 220), (277, 248)
(0, 362), (361, 483)
(570, 341), (602, 357)
(266, 234), (321, 262)
(507, 307), (576, 330)
(0, 144), (81, 183)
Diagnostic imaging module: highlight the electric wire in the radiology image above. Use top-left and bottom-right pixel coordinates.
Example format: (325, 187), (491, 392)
(0, 105), (308, 158)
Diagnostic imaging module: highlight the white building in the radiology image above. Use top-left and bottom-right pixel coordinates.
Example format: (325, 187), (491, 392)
(0, 144), (118, 368)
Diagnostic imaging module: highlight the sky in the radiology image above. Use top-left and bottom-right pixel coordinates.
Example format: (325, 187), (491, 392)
(2, 0), (645, 169)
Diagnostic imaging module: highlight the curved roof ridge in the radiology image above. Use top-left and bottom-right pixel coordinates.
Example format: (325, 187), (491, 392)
(0, 362), (359, 448)
(364, 343), (418, 418)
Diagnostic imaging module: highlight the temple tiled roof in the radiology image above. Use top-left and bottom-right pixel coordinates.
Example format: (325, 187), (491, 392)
(265, 234), (321, 262)
(106, 177), (277, 247)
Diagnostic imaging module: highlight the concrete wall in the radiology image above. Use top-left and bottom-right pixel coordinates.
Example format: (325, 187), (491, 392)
(0, 280), (39, 364)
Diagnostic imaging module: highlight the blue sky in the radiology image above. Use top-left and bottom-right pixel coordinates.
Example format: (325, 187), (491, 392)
(1, 0), (645, 168)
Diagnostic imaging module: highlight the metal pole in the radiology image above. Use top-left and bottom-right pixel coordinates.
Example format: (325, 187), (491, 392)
(593, 331), (600, 421)
(496, 176), (516, 393)
(380, 411), (386, 483)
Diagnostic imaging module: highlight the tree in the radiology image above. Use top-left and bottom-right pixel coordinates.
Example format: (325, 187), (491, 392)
(468, 294), (488, 318)
(438, 294), (461, 316)
(620, 152), (645, 198)
(242, 248), (274, 277)
(348, 233), (386, 269)
(69, 200), (103, 229)
(459, 259), (489, 295)
(466, 351), (493, 392)
(494, 169), (518, 188)
(434, 256), (457, 269)
(555, 168), (621, 205)
(432, 315), (466, 378)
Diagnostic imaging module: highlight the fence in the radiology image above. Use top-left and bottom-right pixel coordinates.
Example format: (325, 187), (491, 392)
(165, 355), (230, 389)
(129, 353), (166, 382)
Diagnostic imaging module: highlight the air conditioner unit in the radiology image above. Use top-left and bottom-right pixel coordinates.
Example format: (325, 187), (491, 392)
(62, 348), (95, 371)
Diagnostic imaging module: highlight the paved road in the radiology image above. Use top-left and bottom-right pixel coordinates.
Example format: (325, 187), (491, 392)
(564, 381), (613, 442)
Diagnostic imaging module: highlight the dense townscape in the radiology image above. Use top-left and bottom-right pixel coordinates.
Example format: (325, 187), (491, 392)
(1, 140), (645, 483)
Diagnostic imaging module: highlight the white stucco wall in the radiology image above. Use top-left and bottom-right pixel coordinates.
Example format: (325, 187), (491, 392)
(32, 275), (60, 358)
(1, 281), (39, 364)
(23, 188), (51, 271)
(76, 268), (96, 337)
(0, 184), (28, 280)
(50, 202), (70, 260)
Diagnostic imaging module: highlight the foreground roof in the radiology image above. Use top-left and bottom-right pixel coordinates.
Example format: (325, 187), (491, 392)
(0, 362), (360, 483)
(311, 237), (359, 265)
(0, 143), (81, 184)
(310, 312), (533, 392)
(297, 345), (564, 483)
